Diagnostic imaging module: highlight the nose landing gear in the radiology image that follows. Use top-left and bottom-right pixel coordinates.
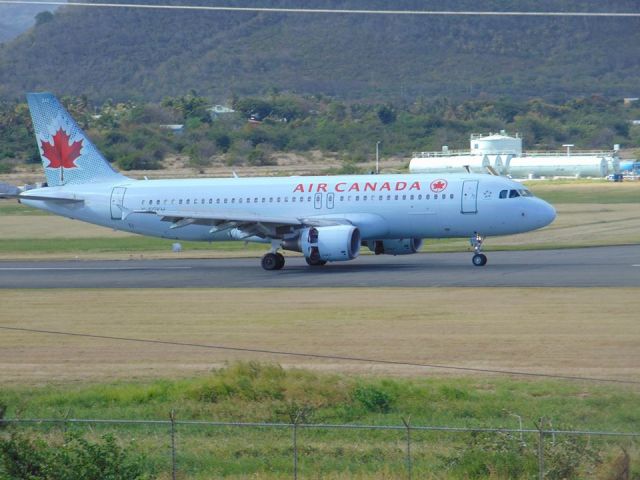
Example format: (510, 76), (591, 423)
(470, 233), (487, 267)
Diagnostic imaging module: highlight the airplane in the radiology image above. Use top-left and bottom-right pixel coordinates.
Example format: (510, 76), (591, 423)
(2, 93), (556, 270)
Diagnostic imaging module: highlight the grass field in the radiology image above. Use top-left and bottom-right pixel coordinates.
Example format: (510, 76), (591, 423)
(1, 288), (638, 385)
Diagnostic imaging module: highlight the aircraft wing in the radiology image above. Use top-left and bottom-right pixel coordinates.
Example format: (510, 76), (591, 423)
(132, 209), (359, 239)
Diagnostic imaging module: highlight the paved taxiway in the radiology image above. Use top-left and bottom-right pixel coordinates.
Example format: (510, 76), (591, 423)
(0, 245), (638, 288)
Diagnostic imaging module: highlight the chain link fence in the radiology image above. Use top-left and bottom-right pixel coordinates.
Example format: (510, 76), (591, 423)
(2, 415), (639, 479)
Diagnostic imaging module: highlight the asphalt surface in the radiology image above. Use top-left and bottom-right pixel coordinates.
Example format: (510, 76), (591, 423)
(0, 245), (638, 288)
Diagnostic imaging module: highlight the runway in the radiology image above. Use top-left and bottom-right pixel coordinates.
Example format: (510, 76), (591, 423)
(0, 245), (638, 288)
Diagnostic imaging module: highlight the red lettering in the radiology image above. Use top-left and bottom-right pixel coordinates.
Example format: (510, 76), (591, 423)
(317, 183), (328, 193)
(409, 181), (421, 191)
(364, 182), (377, 192)
(293, 184), (305, 193)
(308, 184), (313, 192)
(348, 183), (360, 192)
(335, 182), (346, 192)
(380, 182), (391, 191)
(395, 181), (407, 191)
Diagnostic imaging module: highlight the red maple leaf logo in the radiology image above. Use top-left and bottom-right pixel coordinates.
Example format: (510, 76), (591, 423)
(430, 179), (447, 193)
(41, 128), (83, 170)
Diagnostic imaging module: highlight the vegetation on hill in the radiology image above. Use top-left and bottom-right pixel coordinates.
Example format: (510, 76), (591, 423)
(1, 92), (639, 174)
(0, 0), (639, 102)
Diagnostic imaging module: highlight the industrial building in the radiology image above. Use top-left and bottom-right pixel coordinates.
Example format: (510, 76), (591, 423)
(410, 131), (621, 179)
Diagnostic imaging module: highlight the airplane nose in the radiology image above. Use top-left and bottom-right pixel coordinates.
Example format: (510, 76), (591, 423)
(539, 201), (556, 228)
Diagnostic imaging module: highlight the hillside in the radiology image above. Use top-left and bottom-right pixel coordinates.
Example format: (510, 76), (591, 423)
(0, 0), (639, 102)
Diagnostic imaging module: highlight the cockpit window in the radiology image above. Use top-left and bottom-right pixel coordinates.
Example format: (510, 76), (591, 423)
(519, 189), (533, 197)
(509, 189), (520, 198)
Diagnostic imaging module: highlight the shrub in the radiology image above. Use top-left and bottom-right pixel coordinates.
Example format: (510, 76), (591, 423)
(352, 384), (396, 414)
(0, 431), (152, 479)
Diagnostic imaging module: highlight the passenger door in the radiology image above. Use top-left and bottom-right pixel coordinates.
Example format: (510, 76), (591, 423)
(461, 180), (478, 214)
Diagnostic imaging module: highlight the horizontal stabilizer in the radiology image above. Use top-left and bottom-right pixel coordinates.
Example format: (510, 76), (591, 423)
(0, 182), (20, 198)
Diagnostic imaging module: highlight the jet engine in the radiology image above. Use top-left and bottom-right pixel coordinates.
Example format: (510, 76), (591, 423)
(285, 225), (361, 262)
(365, 238), (423, 255)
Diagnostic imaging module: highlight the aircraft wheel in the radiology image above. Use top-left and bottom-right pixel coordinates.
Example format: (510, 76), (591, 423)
(275, 253), (285, 270)
(305, 256), (327, 267)
(472, 253), (487, 267)
(261, 253), (281, 271)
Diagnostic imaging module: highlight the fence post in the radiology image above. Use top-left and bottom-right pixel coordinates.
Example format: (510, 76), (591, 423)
(291, 409), (303, 480)
(402, 416), (412, 480)
(170, 409), (177, 480)
(535, 418), (546, 480)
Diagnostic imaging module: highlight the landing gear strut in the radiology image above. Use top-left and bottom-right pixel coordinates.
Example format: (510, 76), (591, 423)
(261, 252), (285, 271)
(470, 233), (487, 267)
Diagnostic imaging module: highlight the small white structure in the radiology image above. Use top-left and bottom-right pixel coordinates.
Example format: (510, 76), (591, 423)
(410, 131), (619, 178)
(470, 131), (522, 156)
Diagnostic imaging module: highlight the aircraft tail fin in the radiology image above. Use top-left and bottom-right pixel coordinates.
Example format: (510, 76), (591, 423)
(26, 93), (127, 187)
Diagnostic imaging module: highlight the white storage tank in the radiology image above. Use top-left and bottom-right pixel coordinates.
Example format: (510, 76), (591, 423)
(506, 156), (608, 178)
(470, 131), (522, 156)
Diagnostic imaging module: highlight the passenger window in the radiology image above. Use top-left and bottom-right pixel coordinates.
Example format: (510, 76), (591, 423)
(246, 198), (250, 203)
(254, 198), (258, 203)
(402, 195), (407, 200)
(450, 194), (454, 199)
(387, 195), (391, 201)
(239, 198), (243, 204)
(141, 200), (145, 205)
(186, 199), (190, 205)
(269, 198), (273, 203)
(307, 196), (312, 202)
(379, 195), (383, 201)
(292, 197), (296, 203)
(231, 198), (235, 204)
(216, 198), (220, 204)
(355, 196), (360, 201)
(224, 199), (228, 204)
(179, 199), (183, 205)
(434, 194), (438, 199)
(340, 196), (344, 202)
(262, 198), (266, 203)
(394, 195), (399, 200)
(426, 194), (430, 200)
(363, 195), (367, 201)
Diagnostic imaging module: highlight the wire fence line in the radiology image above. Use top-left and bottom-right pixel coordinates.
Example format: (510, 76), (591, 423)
(2, 416), (639, 479)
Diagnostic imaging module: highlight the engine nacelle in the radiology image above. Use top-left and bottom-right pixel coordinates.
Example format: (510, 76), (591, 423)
(365, 238), (423, 255)
(291, 225), (361, 262)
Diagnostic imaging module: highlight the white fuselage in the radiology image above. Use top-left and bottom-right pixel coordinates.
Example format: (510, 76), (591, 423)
(20, 173), (555, 243)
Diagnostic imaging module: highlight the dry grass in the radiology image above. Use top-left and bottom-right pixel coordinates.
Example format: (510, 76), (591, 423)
(1, 288), (638, 386)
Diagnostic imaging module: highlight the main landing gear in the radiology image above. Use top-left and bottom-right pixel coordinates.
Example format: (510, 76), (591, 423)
(261, 252), (285, 271)
(470, 233), (488, 267)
